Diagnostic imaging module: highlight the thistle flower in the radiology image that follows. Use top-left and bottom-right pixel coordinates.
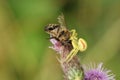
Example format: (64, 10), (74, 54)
(49, 38), (63, 53)
(45, 14), (115, 80)
(67, 67), (83, 80)
(83, 63), (115, 80)
(49, 38), (71, 54)
(49, 38), (84, 80)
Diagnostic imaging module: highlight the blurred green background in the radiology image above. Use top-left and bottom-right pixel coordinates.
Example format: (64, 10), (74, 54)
(0, 0), (120, 80)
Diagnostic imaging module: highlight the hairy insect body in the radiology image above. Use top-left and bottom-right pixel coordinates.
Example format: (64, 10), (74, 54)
(44, 24), (60, 38)
(44, 24), (71, 46)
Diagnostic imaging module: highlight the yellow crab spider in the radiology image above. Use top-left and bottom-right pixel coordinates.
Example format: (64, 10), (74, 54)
(65, 29), (87, 62)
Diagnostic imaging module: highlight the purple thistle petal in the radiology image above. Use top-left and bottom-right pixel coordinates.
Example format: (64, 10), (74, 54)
(49, 38), (63, 53)
(49, 38), (71, 54)
(83, 63), (115, 80)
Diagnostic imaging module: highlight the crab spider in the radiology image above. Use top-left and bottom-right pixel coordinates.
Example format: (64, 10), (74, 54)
(65, 29), (87, 62)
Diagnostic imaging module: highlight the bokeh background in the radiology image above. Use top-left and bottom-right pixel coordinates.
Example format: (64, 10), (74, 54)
(0, 0), (120, 80)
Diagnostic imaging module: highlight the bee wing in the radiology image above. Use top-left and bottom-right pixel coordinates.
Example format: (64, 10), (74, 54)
(57, 13), (67, 30)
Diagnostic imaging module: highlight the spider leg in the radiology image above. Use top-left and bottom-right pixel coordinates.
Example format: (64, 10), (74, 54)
(67, 38), (87, 62)
(64, 29), (80, 62)
(65, 48), (76, 62)
(65, 38), (78, 62)
(66, 48), (79, 62)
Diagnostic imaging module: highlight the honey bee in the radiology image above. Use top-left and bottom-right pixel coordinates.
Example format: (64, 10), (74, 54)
(44, 14), (71, 46)
(45, 14), (87, 62)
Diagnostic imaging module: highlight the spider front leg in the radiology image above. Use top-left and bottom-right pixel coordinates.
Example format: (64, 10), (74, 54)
(65, 38), (87, 62)
(66, 48), (79, 62)
(65, 40), (78, 62)
(65, 48), (77, 62)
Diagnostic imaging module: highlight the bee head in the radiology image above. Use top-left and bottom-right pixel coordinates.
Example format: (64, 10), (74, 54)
(44, 24), (60, 33)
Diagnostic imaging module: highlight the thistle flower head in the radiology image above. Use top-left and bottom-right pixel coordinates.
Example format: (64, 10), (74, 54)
(83, 63), (115, 80)
(49, 38), (62, 53)
(67, 67), (83, 80)
(49, 38), (71, 54)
